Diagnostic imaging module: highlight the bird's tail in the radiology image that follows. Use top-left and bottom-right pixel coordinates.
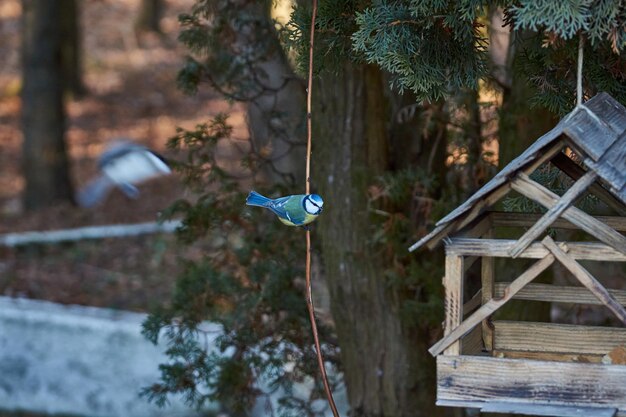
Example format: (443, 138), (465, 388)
(246, 191), (272, 207)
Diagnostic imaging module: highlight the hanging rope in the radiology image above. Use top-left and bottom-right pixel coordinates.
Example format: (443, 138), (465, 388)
(304, 1), (341, 417)
(577, 33), (584, 106)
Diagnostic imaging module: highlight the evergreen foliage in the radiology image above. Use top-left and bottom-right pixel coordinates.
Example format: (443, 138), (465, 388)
(144, 0), (625, 415)
(347, 0), (625, 107)
(176, 0), (282, 99)
(142, 118), (340, 416)
(352, 1), (487, 99)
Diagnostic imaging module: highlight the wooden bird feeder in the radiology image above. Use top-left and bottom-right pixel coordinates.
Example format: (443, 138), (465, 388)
(410, 93), (626, 417)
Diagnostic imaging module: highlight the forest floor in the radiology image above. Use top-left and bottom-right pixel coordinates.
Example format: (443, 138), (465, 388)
(0, 0), (249, 311)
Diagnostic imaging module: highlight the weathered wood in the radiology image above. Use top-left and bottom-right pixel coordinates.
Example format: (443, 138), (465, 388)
(493, 321), (626, 354)
(437, 399), (622, 417)
(437, 355), (626, 408)
(458, 214), (492, 239)
(429, 255), (555, 356)
(452, 144), (565, 237)
(408, 223), (447, 252)
(542, 236), (626, 325)
(449, 184), (511, 241)
(463, 289), (482, 316)
(550, 152), (626, 216)
(481, 230), (495, 351)
(563, 105), (619, 161)
(443, 255), (464, 355)
(489, 211), (626, 232)
(434, 139), (564, 227)
(511, 173), (626, 256)
(492, 349), (604, 363)
(481, 402), (617, 417)
(509, 170), (598, 258)
(494, 282), (626, 306)
(447, 238), (626, 261)
(463, 256), (479, 272)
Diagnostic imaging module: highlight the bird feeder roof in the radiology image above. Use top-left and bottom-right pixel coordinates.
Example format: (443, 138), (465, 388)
(410, 92), (626, 252)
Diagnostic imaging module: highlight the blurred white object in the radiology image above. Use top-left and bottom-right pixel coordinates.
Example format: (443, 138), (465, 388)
(77, 140), (171, 207)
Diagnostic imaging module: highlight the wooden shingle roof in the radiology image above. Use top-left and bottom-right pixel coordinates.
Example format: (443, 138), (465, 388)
(409, 92), (626, 252)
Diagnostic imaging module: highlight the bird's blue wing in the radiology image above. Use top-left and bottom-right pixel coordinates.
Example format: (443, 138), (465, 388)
(267, 195), (306, 225)
(265, 196), (292, 220)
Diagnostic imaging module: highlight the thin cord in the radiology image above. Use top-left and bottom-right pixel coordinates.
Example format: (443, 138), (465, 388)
(304, 1), (341, 416)
(577, 33), (584, 106)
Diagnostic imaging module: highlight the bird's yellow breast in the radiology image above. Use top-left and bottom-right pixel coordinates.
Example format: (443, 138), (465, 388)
(278, 212), (319, 226)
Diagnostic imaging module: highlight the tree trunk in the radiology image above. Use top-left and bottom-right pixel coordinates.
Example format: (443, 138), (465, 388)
(135, 0), (163, 33)
(314, 63), (443, 417)
(245, 4), (306, 187)
(498, 32), (558, 166)
(21, 0), (74, 210)
(60, 0), (85, 98)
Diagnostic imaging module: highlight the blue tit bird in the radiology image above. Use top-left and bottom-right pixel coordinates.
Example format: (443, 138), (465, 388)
(245, 191), (324, 227)
(77, 140), (171, 207)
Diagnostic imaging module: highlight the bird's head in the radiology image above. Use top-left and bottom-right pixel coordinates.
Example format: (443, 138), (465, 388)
(304, 194), (324, 215)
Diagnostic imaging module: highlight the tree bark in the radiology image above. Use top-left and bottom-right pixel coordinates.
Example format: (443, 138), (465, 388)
(245, 4), (306, 187)
(21, 0), (74, 209)
(60, 0), (85, 98)
(314, 63), (443, 417)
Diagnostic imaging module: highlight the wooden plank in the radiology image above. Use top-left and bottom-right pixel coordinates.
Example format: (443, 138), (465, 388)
(494, 282), (626, 306)
(429, 255), (555, 356)
(481, 402), (617, 417)
(542, 236), (626, 325)
(481, 230), (495, 351)
(458, 214), (492, 239)
(450, 184), (511, 239)
(509, 171), (598, 258)
(443, 255), (464, 355)
(492, 349), (603, 363)
(447, 238), (626, 261)
(438, 399), (619, 417)
(493, 321), (626, 355)
(511, 173), (626, 256)
(411, 142), (564, 252)
(408, 223), (447, 252)
(550, 152), (626, 216)
(463, 256), (479, 272)
(437, 355), (626, 408)
(463, 289), (482, 316)
(563, 106), (618, 161)
(489, 211), (626, 232)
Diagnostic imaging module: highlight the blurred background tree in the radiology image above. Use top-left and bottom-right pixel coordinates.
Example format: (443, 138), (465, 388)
(143, 1), (626, 417)
(21, 0), (75, 210)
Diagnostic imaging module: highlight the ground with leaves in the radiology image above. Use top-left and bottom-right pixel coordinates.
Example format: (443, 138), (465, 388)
(0, 0), (248, 311)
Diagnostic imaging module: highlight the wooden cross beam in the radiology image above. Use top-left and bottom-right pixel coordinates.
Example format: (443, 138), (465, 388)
(511, 173), (626, 256)
(509, 170), (598, 258)
(429, 254), (555, 357)
(551, 152), (626, 216)
(542, 236), (626, 325)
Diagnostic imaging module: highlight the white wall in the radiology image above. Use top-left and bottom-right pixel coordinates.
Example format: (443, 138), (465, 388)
(0, 296), (212, 417)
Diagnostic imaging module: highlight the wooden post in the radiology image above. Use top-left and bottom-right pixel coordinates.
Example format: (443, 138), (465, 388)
(443, 254), (464, 355)
(429, 254), (555, 356)
(481, 230), (495, 351)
